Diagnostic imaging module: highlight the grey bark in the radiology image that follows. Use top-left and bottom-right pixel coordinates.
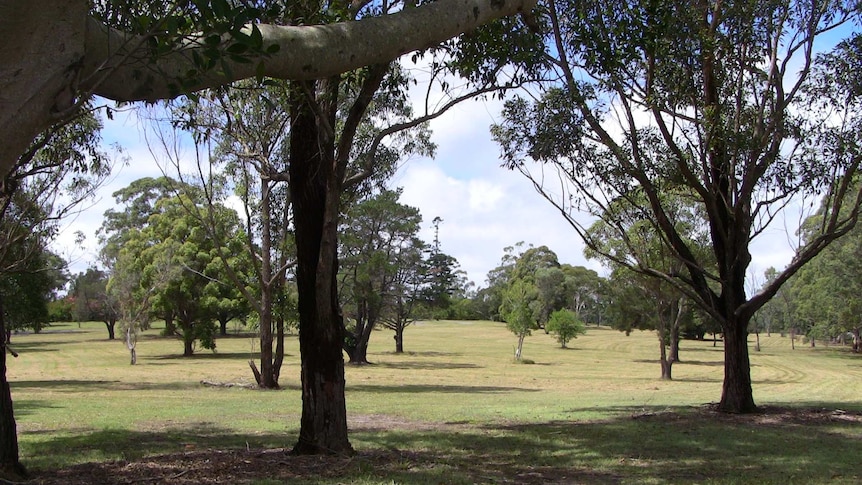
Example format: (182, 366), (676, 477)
(0, 0), (536, 179)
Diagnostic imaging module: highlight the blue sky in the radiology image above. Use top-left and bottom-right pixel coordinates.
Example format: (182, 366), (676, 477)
(53, 92), (798, 290)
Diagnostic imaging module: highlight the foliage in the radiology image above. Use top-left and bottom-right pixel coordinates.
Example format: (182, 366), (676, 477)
(109, 189), (249, 356)
(545, 309), (586, 348)
(339, 189), (425, 360)
(70, 268), (120, 338)
(490, 0), (862, 412)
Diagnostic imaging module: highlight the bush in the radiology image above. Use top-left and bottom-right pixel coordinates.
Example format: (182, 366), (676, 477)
(546, 309), (586, 348)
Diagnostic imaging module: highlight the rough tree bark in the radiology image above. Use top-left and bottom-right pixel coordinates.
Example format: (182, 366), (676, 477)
(0, 298), (25, 479)
(289, 80), (351, 454)
(719, 321), (756, 413)
(0, 0), (537, 472)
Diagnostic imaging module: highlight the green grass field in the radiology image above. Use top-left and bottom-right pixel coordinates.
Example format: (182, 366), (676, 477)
(7, 320), (862, 484)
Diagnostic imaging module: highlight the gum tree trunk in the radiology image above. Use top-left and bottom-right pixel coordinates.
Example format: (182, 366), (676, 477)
(0, 298), (25, 480)
(289, 80), (351, 455)
(718, 320), (756, 413)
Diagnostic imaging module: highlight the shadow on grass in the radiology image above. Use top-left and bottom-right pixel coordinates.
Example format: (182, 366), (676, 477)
(348, 384), (540, 394)
(144, 351), (265, 361)
(373, 361), (482, 370)
(12, 399), (63, 417)
(11, 380), (204, 392)
(24, 403), (862, 484)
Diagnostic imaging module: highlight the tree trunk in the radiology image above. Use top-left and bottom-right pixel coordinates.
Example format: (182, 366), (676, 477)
(289, 80), (351, 455)
(126, 327), (137, 365)
(394, 328), (404, 353)
(0, 297), (26, 480)
(717, 321), (757, 413)
(659, 331), (672, 380)
(669, 299), (682, 363)
(515, 333), (525, 360)
(258, 308), (277, 388)
(182, 326), (194, 357)
(105, 319), (116, 340)
(273, 316), (285, 384)
(349, 312), (376, 365)
(257, 177), (278, 389)
(219, 318), (229, 336)
(853, 328), (860, 353)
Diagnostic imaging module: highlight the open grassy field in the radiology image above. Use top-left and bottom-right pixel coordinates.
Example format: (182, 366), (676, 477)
(7, 320), (862, 484)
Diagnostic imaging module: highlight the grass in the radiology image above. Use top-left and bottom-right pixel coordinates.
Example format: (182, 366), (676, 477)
(7, 320), (862, 484)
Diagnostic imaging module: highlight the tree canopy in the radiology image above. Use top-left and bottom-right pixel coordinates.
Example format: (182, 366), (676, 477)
(491, 0), (862, 412)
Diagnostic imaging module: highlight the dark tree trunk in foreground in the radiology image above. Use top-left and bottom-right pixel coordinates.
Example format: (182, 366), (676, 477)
(289, 81), (352, 455)
(0, 298), (26, 480)
(718, 321), (756, 413)
(105, 319), (116, 340)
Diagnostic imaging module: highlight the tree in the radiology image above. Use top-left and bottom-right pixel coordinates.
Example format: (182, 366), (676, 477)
(584, 190), (711, 379)
(99, 176), (193, 335)
(546, 309), (586, 348)
(0, 0), (536, 473)
(70, 268), (120, 339)
(0, 249), (67, 336)
(339, 190), (424, 364)
(0, 111), (109, 478)
(112, 193), (247, 356)
(492, 0), (862, 412)
(788, 185), (862, 351)
(379, 243), (425, 354)
(0, 0), (536, 181)
(499, 278), (539, 360)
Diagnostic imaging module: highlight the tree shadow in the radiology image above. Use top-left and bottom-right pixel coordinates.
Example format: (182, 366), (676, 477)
(11, 380), (203, 392)
(21, 403), (862, 484)
(373, 361), (482, 370)
(348, 384), (541, 394)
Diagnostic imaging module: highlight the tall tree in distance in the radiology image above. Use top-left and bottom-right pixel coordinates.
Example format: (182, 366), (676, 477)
(493, 0), (862, 412)
(0, 0), (537, 474)
(339, 189), (424, 363)
(70, 268), (120, 339)
(0, 110), (110, 478)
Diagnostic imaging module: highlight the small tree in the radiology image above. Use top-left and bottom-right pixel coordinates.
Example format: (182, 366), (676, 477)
(546, 309), (586, 348)
(499, 278), (539, 361)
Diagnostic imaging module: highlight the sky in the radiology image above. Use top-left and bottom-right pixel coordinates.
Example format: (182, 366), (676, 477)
(51, 55), (811, 293)
(52, 91), (799, 291)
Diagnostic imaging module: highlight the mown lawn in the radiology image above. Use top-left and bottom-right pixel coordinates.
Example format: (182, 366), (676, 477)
(7, 320), (862, 484)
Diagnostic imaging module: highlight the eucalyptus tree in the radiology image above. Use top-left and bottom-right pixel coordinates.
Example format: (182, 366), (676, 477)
(499, 277), (539, 360)
(339, 189), (424, 364)
(0, 0), (536, 180)
(789, 185), (862, 351)
(0, 0), (536, 475)
(0, 111), (111, 478)
(492, 0), (862, 412)
(584, 190), (711, 379)
(70, 268), (120, 339)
